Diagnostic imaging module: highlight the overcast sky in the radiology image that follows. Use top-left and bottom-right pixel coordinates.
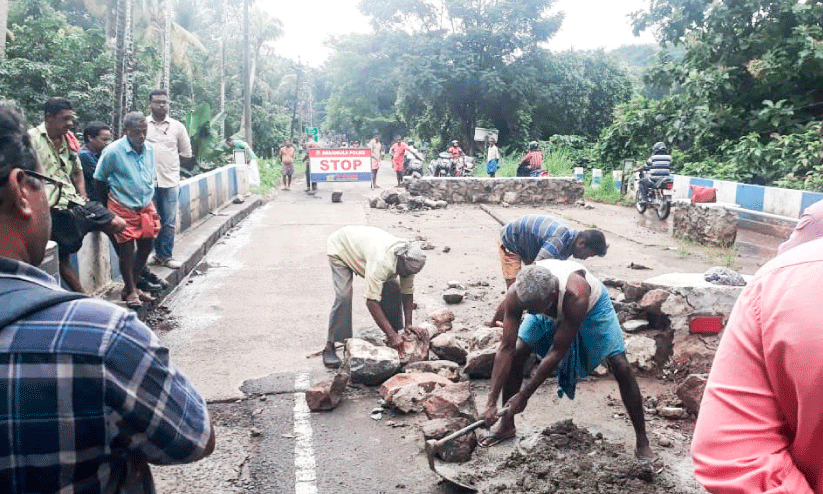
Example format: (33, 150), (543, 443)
(260, 0), (657, 67)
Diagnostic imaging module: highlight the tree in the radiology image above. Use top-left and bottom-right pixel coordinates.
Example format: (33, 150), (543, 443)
(0, 0), (8, 60)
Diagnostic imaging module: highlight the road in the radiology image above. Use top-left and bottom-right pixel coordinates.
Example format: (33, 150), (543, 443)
(149, 163), (741, 493)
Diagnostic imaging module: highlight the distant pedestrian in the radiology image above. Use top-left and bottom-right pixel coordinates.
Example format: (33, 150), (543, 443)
(499, 214), (607, 287)
(0, 100), (215, 494)
(486, 136), (500, 177)
(278, 140), (295, 190)
(390, 136), (420, 186)
(146, 89), (192, 269)
(302, 134), (320, 192)
(78, 121), (112, 201)
(29, 97), (125, 293)
(94, 112), (159, 309)
(367, 132), (382, 189)
(518, 141), (543, 177)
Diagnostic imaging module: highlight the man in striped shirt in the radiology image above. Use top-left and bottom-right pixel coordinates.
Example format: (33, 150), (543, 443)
(499, 214), (607, 287)
(0, 101), (214, 494)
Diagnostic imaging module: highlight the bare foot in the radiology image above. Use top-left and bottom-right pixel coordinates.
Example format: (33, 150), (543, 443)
(635, 444), (656, 460)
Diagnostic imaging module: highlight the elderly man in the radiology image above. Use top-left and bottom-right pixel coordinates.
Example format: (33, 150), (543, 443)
(146, 89), (193, 269)
(499, 214), (608, 287)
(0, 101), (214, 493)
(479, 260), (653, 459)
(94, 112), (159, 309)
(28, 97), (125, 293)
(323, 225), (427, 368)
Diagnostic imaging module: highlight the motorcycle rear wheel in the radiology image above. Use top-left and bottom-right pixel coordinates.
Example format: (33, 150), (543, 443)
(655, 196), (671, 220)
(635, 189), (647, 214)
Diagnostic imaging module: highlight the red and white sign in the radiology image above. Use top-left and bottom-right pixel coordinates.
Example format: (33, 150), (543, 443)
(309, 148), (371, 182)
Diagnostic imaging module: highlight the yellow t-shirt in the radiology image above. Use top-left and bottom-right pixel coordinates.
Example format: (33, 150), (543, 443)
(327, 225), (414, 301)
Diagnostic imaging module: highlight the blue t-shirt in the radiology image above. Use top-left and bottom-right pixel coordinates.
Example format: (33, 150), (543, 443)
(94, 137), (155, 209)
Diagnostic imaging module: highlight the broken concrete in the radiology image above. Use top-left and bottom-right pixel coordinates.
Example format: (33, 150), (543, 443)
(305, 372), (349, 411)
(379, 372), (453, 413)
(672, 200), (737, 248)
(464, 347), (497, 378)
(403, 177), (584, 206)
(430, 333), (468, 365)
(403, 360), (462, 382)
(357, 327), (387, 347)
(676, 373), (708, 415)
(423, 381), (477, 420)
(639, 289), (670, 315)
(399, 330), (430, 365)
(428, 308), (455, 333)
(421, 417), (477, 463)
(624, 335), (657, 371)
(345, 338), (401, 386)
(622, 319), (649, 333)
(470, 327), (502, 351)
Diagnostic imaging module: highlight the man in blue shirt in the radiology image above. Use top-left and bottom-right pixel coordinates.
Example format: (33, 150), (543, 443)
(499, 214), (608, 287)
(94, 112), (160, 309)
(0, 101), (215, 493)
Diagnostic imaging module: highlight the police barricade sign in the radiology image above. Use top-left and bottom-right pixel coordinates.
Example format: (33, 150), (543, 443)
(309, 148), (371, 182)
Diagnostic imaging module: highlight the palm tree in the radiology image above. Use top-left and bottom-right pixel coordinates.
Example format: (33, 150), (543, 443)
(112, 0), (132, 134)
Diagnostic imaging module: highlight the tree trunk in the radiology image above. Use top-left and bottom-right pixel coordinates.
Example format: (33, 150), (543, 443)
(0, 0), (8, 61)
(162, 0), (171, 90)
(113, 0), (128, 135)
(242, 0), (252, 146)
(219, 0), (226, 137)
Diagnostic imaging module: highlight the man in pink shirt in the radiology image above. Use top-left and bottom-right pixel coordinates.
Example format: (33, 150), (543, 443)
(692, 236), (823, 494)
(777, 199), (823, 254)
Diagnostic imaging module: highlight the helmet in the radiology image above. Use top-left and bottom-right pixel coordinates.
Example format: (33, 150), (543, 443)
(407, 139), (414, 146)
(451, 140), (459, 146)
(529, 141), (539, 150)
(652, 141), (667, 154)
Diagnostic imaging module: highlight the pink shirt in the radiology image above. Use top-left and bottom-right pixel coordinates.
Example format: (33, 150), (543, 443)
(692, 236), (823, 494)
(777, 199), (823, 255)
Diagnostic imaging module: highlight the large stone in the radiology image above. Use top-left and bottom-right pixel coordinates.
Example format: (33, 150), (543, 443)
(345, 338), (401, 386)
(421, 417), (477, 463)
(399, 329), (430, 365)
(622, 319), (649, 333)
(464, 347), (497, 378)
(624, 335), (657, 371)
(676, 373), (708, 415)
(379, 372), (453, 413)
(356, 327), (387, 347)
(305, 372), (349, 411)
(639, 289), (670, 315)
(379, 189), (400, 205)
(418, 321), (441, 340)
(672, 200), (737, 248)
(430, 333), (468, 365)
(470, 327), (502, 351)
(423, 381), (477, 420)
(404, 360), (462, 382)
(428, 308), (455, 333)
(622, 282), (647, 303)
(442, 288), (465, 304)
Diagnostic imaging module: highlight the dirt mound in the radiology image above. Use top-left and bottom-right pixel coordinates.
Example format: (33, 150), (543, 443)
(449, 419), (689, 493)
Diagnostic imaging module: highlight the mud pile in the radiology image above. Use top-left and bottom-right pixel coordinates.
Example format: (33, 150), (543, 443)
(450, 420), (688, 494)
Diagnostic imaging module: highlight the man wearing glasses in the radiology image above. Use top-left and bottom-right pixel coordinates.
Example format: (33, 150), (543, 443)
(28, 97), (126, 293)
(0, 101), (215, 493)
(146, 89), (192, 270)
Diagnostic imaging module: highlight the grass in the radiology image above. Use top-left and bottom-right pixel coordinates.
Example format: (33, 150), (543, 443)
(253, 157), (306, 194)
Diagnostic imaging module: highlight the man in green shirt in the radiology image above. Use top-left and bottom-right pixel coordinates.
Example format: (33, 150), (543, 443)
(28, 98), (125, 292)
(226, 137), (260, 187)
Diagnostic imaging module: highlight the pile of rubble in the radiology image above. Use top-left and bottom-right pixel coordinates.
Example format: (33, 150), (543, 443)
(367, 188), (448, 212)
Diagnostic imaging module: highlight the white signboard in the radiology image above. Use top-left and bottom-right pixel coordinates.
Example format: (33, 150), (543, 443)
(474, 127), (499, 142)
(233, 149), (247, 166)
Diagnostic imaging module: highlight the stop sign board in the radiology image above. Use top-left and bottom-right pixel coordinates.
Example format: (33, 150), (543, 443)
(309, 148), (371, 182)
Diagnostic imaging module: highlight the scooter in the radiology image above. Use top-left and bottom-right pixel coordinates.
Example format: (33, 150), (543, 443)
(404, 156), (425, 177)
(429, 152), (453, 177)
(634, 171), (674, 220)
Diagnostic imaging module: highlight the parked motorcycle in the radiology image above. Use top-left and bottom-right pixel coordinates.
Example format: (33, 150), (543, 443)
(429, 152), (453, 177)
(634, 171), (674, 220)
(404, 156), (425, 177)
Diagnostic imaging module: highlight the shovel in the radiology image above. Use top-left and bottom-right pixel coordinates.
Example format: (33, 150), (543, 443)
(425, 408), (509, 490)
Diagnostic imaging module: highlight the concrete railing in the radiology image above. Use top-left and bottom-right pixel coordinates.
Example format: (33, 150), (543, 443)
(70, 164), (250, 293)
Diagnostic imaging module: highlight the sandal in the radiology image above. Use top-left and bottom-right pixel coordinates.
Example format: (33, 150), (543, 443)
(122, 292), (142, 309)
(478, 429), (516, 448)
(137, 289), (155, 302)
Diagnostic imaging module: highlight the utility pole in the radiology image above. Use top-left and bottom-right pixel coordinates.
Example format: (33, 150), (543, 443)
(242, 0), (252, 146)
(289, 59), (301, 140)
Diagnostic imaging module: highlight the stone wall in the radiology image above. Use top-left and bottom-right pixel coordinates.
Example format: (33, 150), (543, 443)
(403, 177), (584, 205)
(671, 199), (737, 248)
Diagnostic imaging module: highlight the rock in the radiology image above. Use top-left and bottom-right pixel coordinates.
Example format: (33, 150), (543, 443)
(622, 282), (647, 303)
(503, 191), (518, 203)
(672, 201), (737, 248)
(601, 275), (623, 288)
(447, 280), (465, 290)
(676, 373), (708, 415)
(624, 335), (657, 371)
(591, 364), (610, 377)
(421, 242), (436, 250)
(357, 327), (387, 346)
(408, 196), (425, 209)
(399, 329), (430, 365)
(657, 437), (673, 447)
(423, 381), (477, 420)
(379, 189), (400, 205)
(375, 198), (388, 209)
(470, 327), (502, 351)
(639, 289), (670, 315)
(305, 372), (350, 411)
(423, 198), (439, 209)
(404, 360), (462, 382)
(418, 321), (441, 340)
(345, 338), (401, 386)
(658, 406), (689, 420)
(250, 427), (262, 437)
(232, 194), (245, 204)
(704, 266), (746, 286)
(442, 288), (465, 304)
(622, 319), (649, 333)
(442, 246), (451, 253)
(379, 372), (453, 413)
(331, 190), (343, 202)
(421, 417), (477, 463)
(464, 347), (497, 378)
(430, 333), (468, 365)
(435, 200), (448, 209)
(368, 192), (381, 208)
(428, 308), (455, 333)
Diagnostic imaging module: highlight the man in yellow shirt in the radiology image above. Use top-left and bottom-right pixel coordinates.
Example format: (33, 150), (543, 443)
(323, 226), (427, 368)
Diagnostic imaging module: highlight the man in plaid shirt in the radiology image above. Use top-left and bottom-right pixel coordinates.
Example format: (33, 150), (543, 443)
(0, 101), (215, 493)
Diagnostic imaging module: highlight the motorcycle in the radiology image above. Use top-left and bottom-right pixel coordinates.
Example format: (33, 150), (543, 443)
(429, 152), (453, 177)
(404, 156), (425, 177)
(634, 171), (674, 220)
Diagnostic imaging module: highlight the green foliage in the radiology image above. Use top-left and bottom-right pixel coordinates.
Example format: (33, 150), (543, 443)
(584, 172), (623, 204)
(182, 102), (228, 176)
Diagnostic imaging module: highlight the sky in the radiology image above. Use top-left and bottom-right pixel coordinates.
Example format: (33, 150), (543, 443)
(260, 0), (658, 67)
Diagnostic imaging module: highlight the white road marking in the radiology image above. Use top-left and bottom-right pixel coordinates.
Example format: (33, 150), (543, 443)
(294, 373), (318, 494)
